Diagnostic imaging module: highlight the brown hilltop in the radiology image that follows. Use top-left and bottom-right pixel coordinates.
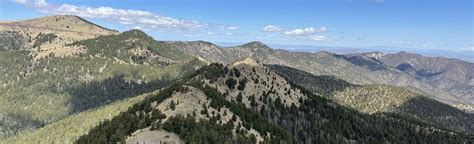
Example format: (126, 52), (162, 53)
(0, 15), (119, 59)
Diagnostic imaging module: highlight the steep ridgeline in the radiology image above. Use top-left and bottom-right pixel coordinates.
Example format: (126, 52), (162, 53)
(76, 59), (472, 144)
(268, 64), (474, 135)
(165, 41), (473, 111)
(377, 51), (474, 111)
(0, 15), (204, 139)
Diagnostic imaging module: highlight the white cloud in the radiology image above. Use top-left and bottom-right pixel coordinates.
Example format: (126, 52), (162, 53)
(14, 0), (27, 4)
(217, 25), (240, 31)
(137, 17), (180, 26)
(207, 32), (216, 35)
(132, 26), (142, 30)
(34, 0), (47, 8)
(13, 0), (238, 31)
(284, 27), (327, 36)
(55, 4), (153, 19)
(226, 26), (240, 30)
(262, 25), (282, 32)
(307, 35), (327, 41)
(119, 21), (132, 25)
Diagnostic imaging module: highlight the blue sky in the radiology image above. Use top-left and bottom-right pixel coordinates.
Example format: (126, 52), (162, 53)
(1, 0), (473, 56)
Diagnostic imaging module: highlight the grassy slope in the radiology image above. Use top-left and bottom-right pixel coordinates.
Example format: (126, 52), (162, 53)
(332, 85), (418, 114)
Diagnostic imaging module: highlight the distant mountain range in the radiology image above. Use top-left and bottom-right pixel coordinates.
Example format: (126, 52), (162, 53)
(0, 15), (473, 143)
(215, 42), (474, 63)
(165, 40), (474, 111)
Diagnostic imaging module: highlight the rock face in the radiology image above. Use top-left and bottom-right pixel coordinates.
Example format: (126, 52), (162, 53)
(166, 41), (474, 109)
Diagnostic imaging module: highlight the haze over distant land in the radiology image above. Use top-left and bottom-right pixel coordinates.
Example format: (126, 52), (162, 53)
(271, 45), (474, 63)
(215, 42), (474, 63)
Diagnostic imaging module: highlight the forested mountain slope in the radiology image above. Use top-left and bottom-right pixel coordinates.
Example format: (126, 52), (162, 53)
(0, 15), (205, 139)
(75, 59), (473, 143)
(268, 64), (474, 135)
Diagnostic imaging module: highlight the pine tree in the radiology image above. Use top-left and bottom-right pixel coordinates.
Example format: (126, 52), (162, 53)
(170, 100), (176, 110)
(237, 92), (243, 103)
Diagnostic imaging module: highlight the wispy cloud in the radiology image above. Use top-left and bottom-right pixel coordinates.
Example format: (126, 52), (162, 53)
(307, 35), (327, 41)
(132, 26), (142, 30)
(226, 26), (240, 31)
(207, 32), (216, 35)
(14, 0), (27, 4)
(265, 26), (329, 42)
(284, 27), (327, 36)
(13, 0), (238, 31)
(262, 25), (283, 32)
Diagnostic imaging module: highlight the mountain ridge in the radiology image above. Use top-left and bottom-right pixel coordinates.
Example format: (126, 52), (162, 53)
(165, 39), (474, 109)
